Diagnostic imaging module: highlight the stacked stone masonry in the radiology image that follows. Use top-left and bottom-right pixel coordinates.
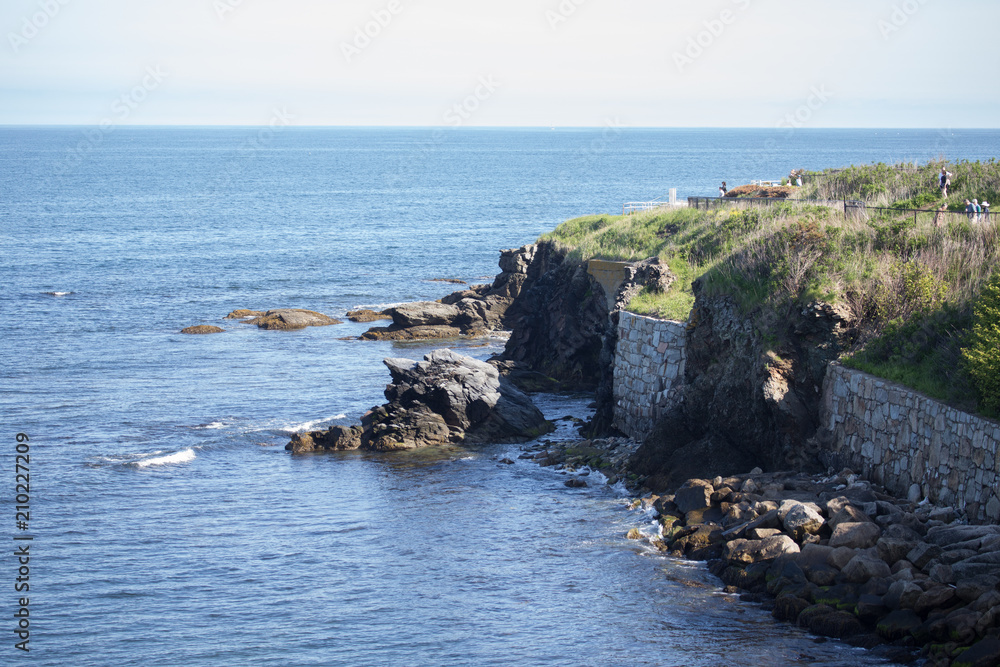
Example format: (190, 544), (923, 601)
(612, 311), (687, 440)
(821, 363), (1000, 524)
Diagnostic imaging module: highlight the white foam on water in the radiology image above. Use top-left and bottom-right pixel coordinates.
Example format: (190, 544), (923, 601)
(196, 421), (227, 430)
(44, 291), (73, 296)
(264, 414), (350, 434)
(296, 414), (348, 432)
(135, 449), (196, 468)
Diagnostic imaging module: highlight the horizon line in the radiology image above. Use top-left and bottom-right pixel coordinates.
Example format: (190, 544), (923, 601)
(1, 124), (998, 131)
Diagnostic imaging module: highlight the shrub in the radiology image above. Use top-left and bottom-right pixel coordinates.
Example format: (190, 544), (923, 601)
(962, 272), (1000, 414)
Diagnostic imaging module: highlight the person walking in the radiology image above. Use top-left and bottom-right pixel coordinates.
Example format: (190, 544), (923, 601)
(940, 167), (953, 198)
(966, 199), (976, 221)
(982, 200), (991, 222)
(719, 181), (727, 198)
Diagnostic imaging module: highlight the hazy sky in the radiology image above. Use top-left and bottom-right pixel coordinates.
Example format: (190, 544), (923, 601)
(1, 0), (996, 127)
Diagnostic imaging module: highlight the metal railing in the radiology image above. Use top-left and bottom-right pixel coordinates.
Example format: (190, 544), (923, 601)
(623, 200), (668, 215)
(623, 188), (679, 215)
(685, 195), (993, 227)
(844, 201), (992, 226)
(687, 196), (845, 211)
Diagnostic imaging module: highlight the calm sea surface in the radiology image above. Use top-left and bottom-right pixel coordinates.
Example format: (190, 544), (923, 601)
(3, 127), (1000, 666)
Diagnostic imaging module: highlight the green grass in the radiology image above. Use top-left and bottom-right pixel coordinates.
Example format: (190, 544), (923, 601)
(843, 306), (980, 412)
(541, 160), (1000, 416)
(627, 286), (696, 321)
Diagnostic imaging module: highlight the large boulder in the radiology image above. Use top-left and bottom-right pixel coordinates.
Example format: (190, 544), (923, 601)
(674, 479), (714, 514)
(248, 309), (342, 330)
(781, 502), (826, 541)
(724, 535), (800, 564)
(386, 302), (461, 328)
(829, 522), (881, 549)
(286, 349), (553, 453)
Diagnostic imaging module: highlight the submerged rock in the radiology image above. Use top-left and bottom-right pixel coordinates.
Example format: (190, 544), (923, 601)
(225, 309), (264, 319)
(249, 309), (342, 330)
(346, 309), (392, 323)
(180, 325), (224, 334)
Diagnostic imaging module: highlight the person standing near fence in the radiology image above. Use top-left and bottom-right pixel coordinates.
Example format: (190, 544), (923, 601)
(719, 181), (727, 198)
(982, 200), (991, 222)
(973, 199), (982, 222)
(966, 199), (976, 221)
(940, 167), (953, 198)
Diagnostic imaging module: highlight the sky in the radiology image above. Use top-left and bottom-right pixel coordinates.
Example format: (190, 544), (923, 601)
(1, 0), (997, 127)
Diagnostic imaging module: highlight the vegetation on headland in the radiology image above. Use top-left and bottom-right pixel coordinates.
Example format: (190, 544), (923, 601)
(539, 160), (1000, 417)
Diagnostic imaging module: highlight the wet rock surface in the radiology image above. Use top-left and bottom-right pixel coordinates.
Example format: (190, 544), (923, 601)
(613, 467), (1000, 666)
(180, 325), (225, 334)
(225, 308), (342, 330)
(287, 349), (553, 454)
(361, 245), (541, 341)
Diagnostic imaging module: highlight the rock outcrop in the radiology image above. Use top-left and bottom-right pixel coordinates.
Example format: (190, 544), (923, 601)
(249, 309), (342, 330)
(225, 308), (342, 330)
(180, 325), (225, 334)
(361, 245), (539, 341)
(286, 349), (553, 453)
(346, 309), (392, 323)
(495, 242), (611, 392)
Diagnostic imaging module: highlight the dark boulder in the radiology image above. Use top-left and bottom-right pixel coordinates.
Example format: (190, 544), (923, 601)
(287, 349), (553, 454)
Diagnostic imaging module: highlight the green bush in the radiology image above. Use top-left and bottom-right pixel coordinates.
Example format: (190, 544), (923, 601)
(962, 272), (1000, 415)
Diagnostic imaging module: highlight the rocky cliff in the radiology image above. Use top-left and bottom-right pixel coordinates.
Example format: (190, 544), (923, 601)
(493, 241), (612, 392)
(628, 280), (856, 491)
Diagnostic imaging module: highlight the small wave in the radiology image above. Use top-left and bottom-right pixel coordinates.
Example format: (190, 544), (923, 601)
(43, 291), (73, 297)
(195, 421), (227, 430)
(135, 449), (196, 468)
(283, 414), (348, 433)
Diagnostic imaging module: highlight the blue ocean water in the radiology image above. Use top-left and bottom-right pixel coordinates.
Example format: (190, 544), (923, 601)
(3, 127), (999, 666)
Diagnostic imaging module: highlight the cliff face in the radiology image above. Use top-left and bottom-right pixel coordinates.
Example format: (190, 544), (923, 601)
(629, 281), (855, 491)
(496, 241), (611, 391)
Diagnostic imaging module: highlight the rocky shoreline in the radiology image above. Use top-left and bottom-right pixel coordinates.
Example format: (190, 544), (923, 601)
(277, 237), (1000, 666)
(523, 435), (1000, 666)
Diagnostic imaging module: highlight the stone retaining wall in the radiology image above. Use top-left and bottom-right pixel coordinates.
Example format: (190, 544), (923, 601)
(612, 311), (687, 440)
(821, 362), (1000, 524)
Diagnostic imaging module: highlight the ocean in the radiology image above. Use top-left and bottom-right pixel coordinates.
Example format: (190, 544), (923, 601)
(3, 127), (1000, 666)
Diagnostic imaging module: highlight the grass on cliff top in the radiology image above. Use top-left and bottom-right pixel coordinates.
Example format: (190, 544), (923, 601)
(541, 160), (1000, 415)
(798, 158), (1000, 210)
